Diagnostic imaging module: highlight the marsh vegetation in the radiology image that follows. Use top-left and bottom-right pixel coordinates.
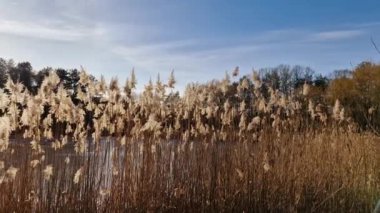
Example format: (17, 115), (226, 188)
(0, 60), (379, 212)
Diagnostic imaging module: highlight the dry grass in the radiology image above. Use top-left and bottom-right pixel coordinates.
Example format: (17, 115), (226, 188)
(0, 70), (379, 212)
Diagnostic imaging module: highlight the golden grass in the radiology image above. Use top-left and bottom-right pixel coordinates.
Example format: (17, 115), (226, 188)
(0, 70), (378, 212)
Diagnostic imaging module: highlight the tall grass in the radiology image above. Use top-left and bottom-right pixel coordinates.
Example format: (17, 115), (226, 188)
(0, 70), (379, 212)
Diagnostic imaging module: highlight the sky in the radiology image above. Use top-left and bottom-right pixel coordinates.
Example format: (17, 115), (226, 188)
(0, 0), (380, 92)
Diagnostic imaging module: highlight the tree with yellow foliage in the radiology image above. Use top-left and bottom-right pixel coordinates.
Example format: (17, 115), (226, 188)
(328, 62), (380, 130)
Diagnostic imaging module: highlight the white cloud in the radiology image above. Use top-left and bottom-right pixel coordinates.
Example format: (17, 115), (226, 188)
(108, 26), (373, 90)
(112, 42), (212, 75)
(310, 30), (365, 41)
(0, 1), (376, 93)
(0, 19), (105, 42)
(110, 29), (305, 78)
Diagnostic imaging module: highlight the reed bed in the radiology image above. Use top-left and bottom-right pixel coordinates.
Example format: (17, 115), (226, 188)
(0, 69), (379, 212)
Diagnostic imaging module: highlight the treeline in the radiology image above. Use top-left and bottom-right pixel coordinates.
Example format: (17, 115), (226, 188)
(0, 58), (328, 97)
(0, 58), (92, 96)
(256, 62), (380, 133)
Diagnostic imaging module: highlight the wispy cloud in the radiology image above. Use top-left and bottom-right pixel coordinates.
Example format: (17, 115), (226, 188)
(109, 26), (373, 87)
(111, 41), (212, 75)
(0, 19), (104, 42)
(310, 30), (365, 42)
(0, 0), (377, 92)
(110, 29), (304, 76)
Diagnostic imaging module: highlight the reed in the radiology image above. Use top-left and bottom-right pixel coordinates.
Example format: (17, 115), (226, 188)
(0, 69), (378, 212)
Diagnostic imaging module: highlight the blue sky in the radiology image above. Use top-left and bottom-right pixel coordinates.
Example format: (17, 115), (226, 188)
(0, 0), (380, 91)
